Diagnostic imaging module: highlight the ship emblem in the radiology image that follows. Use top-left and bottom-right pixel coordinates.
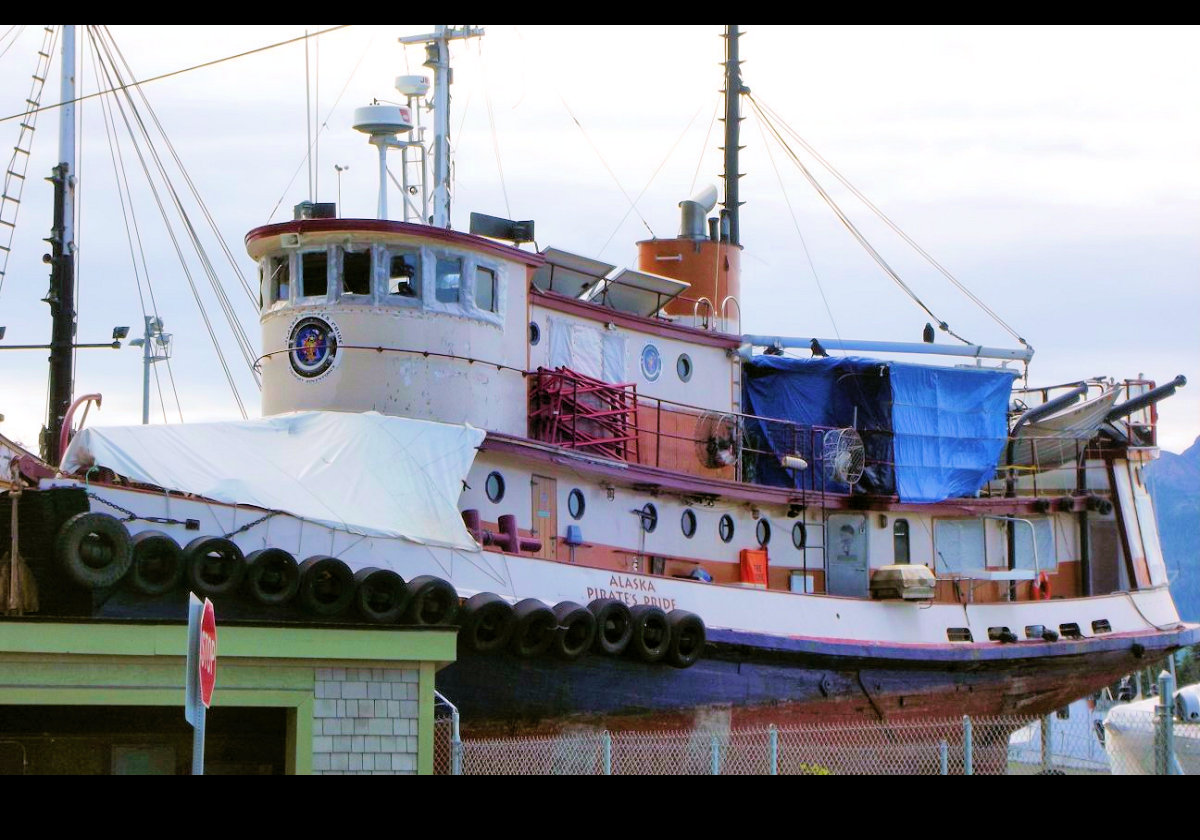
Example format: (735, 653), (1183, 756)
(640, 343), (662, 382)
(288, 316), (340, 379)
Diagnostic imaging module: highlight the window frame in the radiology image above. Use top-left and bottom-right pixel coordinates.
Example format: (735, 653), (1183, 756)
(297, 247), (332, 303)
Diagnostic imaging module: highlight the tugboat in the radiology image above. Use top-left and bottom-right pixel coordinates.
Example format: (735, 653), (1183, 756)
(5, 26), (1196, 736)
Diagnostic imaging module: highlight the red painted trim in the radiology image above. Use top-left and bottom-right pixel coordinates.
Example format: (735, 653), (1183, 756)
(482, 432), (1056, 515)
(244, 219), (545, 267)
(531, 288), (742, 349)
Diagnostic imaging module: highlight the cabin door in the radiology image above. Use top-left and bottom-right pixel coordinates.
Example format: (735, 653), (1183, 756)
(530, 475), (559, 561)
(826, 514), (869, 598)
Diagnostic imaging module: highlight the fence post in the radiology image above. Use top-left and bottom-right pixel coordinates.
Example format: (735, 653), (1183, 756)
(963, 715), (973, 776)
(768, 725), (778, 775)
(710, 733), (721, 775)
(450, 705), (462, 776)
(1156, 670), (1176, 775)
(939, 740), (948, 775)
(1039, 715), (1052, 773)
(602, 730), (612, 776)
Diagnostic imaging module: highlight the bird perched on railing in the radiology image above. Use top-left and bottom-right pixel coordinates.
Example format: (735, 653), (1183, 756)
(810, 338), (829, 358)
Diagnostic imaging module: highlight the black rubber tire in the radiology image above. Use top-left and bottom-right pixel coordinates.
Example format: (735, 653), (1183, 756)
(353, 567), (409, 624)
(665, 609), (706, 669)
(628, 604), (671, 663)
(458, 592), (515, 653)
(184, 536), (246, 597)
(297, 555), (355, 617)
(56, 512), (132, 589)
(588, 598), (633, 656)
(244, 548), (300, 606)
(508, 599), (556, 658)
(127, 530), (184, 596)
(403, 575), (459, 626)
(552, 601), (596, 661)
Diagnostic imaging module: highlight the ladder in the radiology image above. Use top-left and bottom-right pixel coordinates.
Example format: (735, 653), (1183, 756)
(0, 26), (57, 294)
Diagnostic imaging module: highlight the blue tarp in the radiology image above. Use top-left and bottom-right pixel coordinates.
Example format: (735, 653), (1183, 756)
(742, 356), (1016, 503)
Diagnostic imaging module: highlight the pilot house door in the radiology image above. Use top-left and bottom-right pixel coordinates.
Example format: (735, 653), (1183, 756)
(530, 475), (558, 561)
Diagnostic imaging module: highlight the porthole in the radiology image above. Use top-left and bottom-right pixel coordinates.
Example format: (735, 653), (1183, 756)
(529, 321), (541, 346)
(485, 471), (505, 504)
(676, 353), (693, 382)
(756, 518), (771, 546)
(681, 508), (697, 539)
(719, 514), (735, 543)
(640, 503), (658, 533)
(568, 488), (586, 520)
(792, 521), (807, 549)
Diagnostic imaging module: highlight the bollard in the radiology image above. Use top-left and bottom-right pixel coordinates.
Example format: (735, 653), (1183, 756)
(711, 733), (721, 775)
(602, 730), (612, 775)
(963, 715), (973, 776)
(768, 725), (778, 775)
(939, 740), (948, 775)
(1156, 670), (1177, 775)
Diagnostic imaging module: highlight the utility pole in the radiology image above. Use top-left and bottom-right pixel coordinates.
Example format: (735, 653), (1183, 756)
(43, 24), (76, 465)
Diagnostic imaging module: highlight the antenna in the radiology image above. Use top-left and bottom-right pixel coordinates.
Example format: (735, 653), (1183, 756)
(352, 104), (414, 220)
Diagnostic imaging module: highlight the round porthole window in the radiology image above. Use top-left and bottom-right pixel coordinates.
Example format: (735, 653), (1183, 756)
(640, 503), (658, 533)
(681, 508), (697, 538)
(529, 321), (541, 346)
(756, 518), (771, 546)
(792, 521), (807, 549)
(676, 353), (693, 382)
(568, 488), (586, 520)
(719, 514), (735, 543)
(485, 471), (505, 503)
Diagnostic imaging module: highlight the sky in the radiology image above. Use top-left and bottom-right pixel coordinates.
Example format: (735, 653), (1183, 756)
(0, 24), (1197, 454)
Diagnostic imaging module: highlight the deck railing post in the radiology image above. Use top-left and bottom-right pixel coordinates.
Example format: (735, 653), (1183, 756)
(963, 715), (973, 776)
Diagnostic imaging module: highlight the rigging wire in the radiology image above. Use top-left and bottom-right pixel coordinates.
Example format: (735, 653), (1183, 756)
(0, 25), (352, 127)
(753, 94), (1027, 347)
(597, 105), (705, 259)
(749, 95), (973, 345)
(688, 103), (719, 198)
(0, 25), (25, 63)
(305, 29), (314, 202)
(480, 40), (511, 219)
(751, 104), (845, 350)
(89, 27), (249, 418)
(265, 29), (376, 223)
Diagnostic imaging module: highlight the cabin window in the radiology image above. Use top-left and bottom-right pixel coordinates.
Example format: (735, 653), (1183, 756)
(1012, 517), (1057, 572)
(267, 256), (289, 304)
(792, 521), (807, 550)
(756, 519), (771, 546)
(300, 251), (329, 298)
(387, 251), (420, 299)
(676, 353), (693, 382)
(719, 514), (735, 544)
(568, 489), (586, 520)
(341, 249), (372, 296)
(529, 322), (541, 346)
(893, 519), (910, 564)
(639, 503), (658, 533)
(485, 471), (505, 504)
(475, 266), (497, 313)
(681, 509), (697, 539)
(933, 519), (985, 574)
(435, 257), (462, 303)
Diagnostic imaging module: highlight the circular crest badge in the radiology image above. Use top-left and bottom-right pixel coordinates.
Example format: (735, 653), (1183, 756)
(640, 343), (662, 382)
(288, 315), (341, 380)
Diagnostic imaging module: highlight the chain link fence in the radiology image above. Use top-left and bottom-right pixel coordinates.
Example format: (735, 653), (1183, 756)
(434, 673), (1193, 775)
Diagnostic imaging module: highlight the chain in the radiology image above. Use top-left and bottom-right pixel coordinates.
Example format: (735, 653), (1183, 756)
(88, 492), (189, 526)
(224, 511), (281, 538)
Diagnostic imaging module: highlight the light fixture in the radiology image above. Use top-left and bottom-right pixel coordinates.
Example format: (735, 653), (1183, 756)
(0, 326), (6, 340)
(112, 326), (130, 340)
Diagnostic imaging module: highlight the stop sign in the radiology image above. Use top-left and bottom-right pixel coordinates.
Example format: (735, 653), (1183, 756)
(198, 598), (217, 708)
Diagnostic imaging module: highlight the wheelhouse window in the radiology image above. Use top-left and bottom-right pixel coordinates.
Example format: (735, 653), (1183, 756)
(474, 266), (497, 313)
(933, 519), (985, 574)
(388, 251), (420, 299)
(300, 251), (328, 298)
(341, 249), (371, 296)
(1013, 517), (1057, 572)
(265, 256), (289, 304)
(435, 257), (462, 303)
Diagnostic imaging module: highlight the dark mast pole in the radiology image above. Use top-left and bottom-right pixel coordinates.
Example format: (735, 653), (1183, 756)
(722, 25), (745, 247)
(43, 26), (76, 465)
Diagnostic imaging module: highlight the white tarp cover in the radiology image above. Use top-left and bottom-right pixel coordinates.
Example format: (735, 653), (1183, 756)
(61, 411), (485, 551)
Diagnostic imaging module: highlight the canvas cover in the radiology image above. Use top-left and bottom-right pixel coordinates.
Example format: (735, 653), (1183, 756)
(743, 356), (1016, 503)
(60, 411), (486, 550)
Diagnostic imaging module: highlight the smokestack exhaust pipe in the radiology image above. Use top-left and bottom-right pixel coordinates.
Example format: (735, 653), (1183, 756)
(679, 185), (719, 239)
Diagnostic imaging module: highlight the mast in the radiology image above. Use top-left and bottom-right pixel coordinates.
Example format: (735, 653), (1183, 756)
(398, 25), (483, 229)
(722, 25), (744, 247)
(43, 24), (76, 464)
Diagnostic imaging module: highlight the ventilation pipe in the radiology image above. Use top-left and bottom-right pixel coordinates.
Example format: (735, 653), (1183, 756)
(679, 185), (719, 239)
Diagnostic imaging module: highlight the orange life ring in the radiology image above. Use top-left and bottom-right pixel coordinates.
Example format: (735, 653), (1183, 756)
(1034, 571), (1052, 600)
